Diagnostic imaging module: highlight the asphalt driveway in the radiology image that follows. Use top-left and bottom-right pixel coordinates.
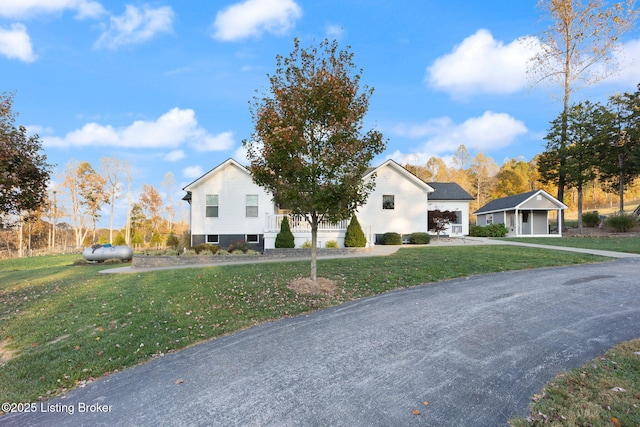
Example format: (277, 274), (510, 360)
(2, 256), (640, 426)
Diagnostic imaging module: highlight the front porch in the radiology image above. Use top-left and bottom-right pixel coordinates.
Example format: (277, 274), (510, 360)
(263, 214), (372, 249)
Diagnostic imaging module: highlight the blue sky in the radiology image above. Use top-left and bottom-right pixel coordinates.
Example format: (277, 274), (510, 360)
(2, 0), (639, 227)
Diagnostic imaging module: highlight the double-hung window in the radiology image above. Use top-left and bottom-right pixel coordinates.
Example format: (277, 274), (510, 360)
(246, 195), (258, 217)
(206, 195), (219, 218)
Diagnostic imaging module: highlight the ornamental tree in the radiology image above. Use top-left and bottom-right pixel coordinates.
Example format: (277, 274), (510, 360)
(243, 38), (386, 281)
(1, 93), (52, 225)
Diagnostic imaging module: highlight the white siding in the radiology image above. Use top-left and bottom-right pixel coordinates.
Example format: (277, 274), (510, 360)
(356, 163), (429, 236)
(188, 162), (273, 236)
(427, 200), (470, 235)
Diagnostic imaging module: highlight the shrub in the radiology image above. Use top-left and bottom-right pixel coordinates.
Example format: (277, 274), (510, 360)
(409, 232), (431, 244)
(301, 240), (313, 248)
(207, 245), (220, 255)
(275, 216), (295, 248)
(605, 214), (638, 232)
(228, 241), (248, 253)
(381, 232), (402, 245)
(166, 232), (179, 249)
(344, 215), (367, 247)
(582, 211), (600, 228)
(192, 244), (210, 254)
(325, 240), (339, 248)
(216, 249), (229, 256)
(469, 223), (508, 237)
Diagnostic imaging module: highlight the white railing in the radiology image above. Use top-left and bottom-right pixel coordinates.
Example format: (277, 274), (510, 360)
(265, 214), (349, 233)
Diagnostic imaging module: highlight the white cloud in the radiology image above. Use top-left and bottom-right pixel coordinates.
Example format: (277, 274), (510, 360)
(427, 29), (541, 97)
(94, 4), (173, 50)
(183, 165), (204, 179)
(0, 23), (36, 62)
(42, 108), (234, 152)
(212, 0), (302, 41)
(599, 37), (640, 87)
(392, 111), (528, 155)
(0, 0), (105, 19)
(325, 24), (344, 39)
(164, 150), (186, 162)
(192, 131), (235, 152)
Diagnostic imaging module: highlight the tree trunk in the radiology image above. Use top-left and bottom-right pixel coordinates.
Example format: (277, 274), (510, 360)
(310, 214), (318, 282)
(618, 154), (625, 214)
(577, 185), (583, 234)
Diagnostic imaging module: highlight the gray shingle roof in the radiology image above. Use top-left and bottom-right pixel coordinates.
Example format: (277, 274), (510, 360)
(473, 190), (540, 214)
(428, 182), (475, 201)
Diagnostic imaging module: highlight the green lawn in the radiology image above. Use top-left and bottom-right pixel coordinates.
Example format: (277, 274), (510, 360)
(510, 339), (640, 426)
(497, 235), (640, 254)
(0, 246), (610, 404)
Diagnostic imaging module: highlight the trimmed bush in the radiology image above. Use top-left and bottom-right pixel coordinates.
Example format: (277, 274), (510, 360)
(275, 216), (295, 248)
(192, 244), (209, 254)
(582, 211), (600, 228)
(228, 241), (248, 253)
(325, 240), (339, 248)
(409, 232), (431, 244)
(469, 223), (509, 237)
(605, 214), (638, 232)
(381, 232), (402, 245)
(344, 215), (367, 247)
(192, 244), (220, 255)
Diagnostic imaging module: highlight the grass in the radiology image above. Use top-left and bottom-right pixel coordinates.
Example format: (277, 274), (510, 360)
(497, 235), (640, 254)
(0, 246), (611, 405)
(510, 339), (640, 427)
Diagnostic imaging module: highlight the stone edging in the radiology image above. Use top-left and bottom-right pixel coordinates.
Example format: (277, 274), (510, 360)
(131, 247), (372, 269)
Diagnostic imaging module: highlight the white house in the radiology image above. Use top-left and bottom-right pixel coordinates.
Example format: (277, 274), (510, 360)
(473, 189), (568, 237)
(183, 158), (474, 250)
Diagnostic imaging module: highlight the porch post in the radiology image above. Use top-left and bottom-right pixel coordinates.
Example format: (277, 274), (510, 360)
(558, 209), (562, 237)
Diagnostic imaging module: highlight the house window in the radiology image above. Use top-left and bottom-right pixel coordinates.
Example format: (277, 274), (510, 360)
(382, 195), (395, 209)
(454, 211), (462, 224)
(246, 195), (258, 217)
(206, 234), (219, 244)
(486, 214), (493, 225)
(206, 195), (219, 217)
(452, 225), (463, 234)
(246, 234), (259, 243)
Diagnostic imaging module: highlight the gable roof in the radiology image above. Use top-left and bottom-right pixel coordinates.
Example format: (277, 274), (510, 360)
(363, 159), (435, 193)
(474, 189), (567, 214)
(428, 182), (474, 201)
(182, 158), (249, 192)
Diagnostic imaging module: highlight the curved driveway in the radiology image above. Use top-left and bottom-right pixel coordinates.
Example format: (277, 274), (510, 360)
(2, 252), (640, 426)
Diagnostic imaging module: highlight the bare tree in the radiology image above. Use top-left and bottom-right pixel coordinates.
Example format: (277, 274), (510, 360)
(100, 156), (131, 243)
(161, 171), (176, 234)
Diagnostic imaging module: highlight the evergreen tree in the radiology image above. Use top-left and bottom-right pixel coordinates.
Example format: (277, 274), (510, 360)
(275, 216), (295, 248)
(344, 215), (366, 247)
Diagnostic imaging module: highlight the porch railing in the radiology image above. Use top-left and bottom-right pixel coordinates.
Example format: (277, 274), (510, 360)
(265, 214), (349, 233)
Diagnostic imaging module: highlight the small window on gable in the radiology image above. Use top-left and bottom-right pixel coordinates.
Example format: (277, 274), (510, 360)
(246, 234), (259, 243)
(382, 195), (395, 210)
(206, 234), (219, 244)
(246, 194), (258, 217)
(206, 195), (219, 217)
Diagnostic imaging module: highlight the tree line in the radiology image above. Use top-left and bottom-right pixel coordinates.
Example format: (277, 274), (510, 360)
(1, 98), (188, 258)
